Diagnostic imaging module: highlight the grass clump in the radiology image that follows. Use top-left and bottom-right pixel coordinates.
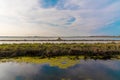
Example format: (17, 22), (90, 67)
(0, 43), (120, 59)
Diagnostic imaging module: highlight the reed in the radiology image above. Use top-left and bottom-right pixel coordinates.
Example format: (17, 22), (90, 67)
(0, 43), (120, 59)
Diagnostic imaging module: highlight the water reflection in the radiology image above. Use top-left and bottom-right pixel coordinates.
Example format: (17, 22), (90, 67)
(0, 60), (120, 80)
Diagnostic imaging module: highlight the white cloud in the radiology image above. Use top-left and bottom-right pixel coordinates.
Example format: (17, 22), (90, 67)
(0, 0), (120, 36)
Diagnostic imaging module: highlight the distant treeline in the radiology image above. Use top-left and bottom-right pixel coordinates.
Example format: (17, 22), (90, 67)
(0, 43), (120, 59)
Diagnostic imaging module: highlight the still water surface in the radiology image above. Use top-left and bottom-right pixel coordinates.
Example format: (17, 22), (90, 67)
(0, 37), (120, 44)
(0, 60), (120, 80)
(0, 37), (120, 40)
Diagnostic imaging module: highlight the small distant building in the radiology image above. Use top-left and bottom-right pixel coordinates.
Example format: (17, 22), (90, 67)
(57, 37), (62, 41)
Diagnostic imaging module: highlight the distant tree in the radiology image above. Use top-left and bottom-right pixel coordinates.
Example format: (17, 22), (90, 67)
(57, 37), (62, 41)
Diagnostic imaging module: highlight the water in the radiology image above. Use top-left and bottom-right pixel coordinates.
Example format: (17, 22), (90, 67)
(1, 41), (120, 44)
(0, 36), (120, 40)
(0, 36), (120, 44)
(0, 60), (120, 80)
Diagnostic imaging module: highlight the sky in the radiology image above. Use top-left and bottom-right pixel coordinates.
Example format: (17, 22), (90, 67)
(0, 0), (120, 36)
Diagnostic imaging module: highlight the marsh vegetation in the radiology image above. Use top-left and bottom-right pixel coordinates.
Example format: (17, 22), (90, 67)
(0, 43), (120, 59)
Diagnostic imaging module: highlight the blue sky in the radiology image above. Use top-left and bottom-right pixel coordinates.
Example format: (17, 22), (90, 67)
(40, 0), (59, 8)
(0, 0), (120, 36)
(96, 20), (120, 35)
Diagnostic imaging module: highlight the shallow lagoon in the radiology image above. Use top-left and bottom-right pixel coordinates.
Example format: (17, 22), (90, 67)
(0, 57), (120, 80)
(0, 36), (120, 44)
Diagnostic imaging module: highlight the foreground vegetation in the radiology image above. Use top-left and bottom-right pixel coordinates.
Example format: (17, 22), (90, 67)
(0, 43), (120, 59)
(0, 56), (81, 69)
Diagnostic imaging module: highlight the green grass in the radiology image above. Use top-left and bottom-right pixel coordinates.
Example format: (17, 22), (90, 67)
(0, 43), (120, 59)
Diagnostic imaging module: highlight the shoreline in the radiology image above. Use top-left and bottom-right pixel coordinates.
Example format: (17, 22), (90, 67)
(0, 40), (120, 44)
(0, 40), (120, 41)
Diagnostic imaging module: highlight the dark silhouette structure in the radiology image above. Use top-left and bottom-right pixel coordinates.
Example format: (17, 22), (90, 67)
(57, 37), (62, 41)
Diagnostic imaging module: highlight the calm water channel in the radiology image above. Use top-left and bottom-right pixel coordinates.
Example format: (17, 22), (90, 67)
(0, 37), (120, 44)
(0, 59), (120, 80)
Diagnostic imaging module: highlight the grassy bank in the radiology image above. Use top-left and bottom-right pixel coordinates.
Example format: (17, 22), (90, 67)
(0, 43), (120, 59)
